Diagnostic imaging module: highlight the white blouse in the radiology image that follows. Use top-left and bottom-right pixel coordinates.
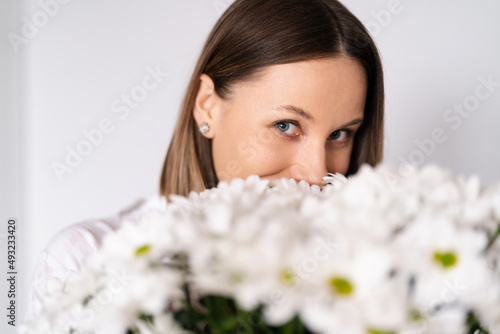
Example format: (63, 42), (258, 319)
(24, 194), (168, 322)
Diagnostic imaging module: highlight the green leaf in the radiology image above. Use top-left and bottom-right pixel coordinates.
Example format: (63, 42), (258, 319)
(233, 305), (272, 334)
(466, 310), (490, 334)
(219, 316), (239, 331)
(138, 313), (154, 324)
(279, 316), (304, 334)
(174, 309), (205, 330)
(485, 224), (500, 253)
(201, 295), (243, 333)
(82, 295), (93, 306)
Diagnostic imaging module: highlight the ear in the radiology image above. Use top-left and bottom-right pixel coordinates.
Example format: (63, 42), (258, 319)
(193, 74), (219, 139)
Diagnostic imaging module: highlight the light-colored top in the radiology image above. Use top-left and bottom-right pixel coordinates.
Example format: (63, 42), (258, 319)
(24, 194), (168, 322)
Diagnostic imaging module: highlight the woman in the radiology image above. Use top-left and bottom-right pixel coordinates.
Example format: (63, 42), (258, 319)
(25, 0), (384, 322)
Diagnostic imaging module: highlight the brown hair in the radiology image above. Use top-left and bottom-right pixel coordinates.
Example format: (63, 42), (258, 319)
(160, 0), (384, 199)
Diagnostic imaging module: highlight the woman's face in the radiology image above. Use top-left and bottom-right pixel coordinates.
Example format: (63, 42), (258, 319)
(193, 56), (367, 185)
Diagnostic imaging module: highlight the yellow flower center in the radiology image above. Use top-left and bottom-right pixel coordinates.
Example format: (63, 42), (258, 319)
(135, 244), (151, 257)
(280, 269), (295, 285)
(433, 251), (457, 268)
(329, 276), (353, 296)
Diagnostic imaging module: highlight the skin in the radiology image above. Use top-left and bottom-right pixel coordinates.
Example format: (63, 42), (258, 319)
(193, 56), (367, 186)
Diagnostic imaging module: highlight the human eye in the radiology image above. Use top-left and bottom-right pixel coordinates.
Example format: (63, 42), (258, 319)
(273, 120), (300, 138)
(328, 129), (353, 142)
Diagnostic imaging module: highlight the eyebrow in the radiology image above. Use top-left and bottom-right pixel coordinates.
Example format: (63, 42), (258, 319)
(273, 104), (364, 128)
(339, 118), (364, 128)
(273, 104), (314, 121)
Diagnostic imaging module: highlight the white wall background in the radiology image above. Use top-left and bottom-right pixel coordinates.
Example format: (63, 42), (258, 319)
(1, 0), (499, 330)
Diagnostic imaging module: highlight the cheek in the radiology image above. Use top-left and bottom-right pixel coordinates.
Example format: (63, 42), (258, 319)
(211, 108), (249, 180)
(326, 147), (353, 175)
(211, 127), (246, 181)
(212, 125), (292, 180)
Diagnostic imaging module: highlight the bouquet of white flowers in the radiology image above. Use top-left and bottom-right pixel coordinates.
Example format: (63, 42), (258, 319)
(22, 163), (500, 334)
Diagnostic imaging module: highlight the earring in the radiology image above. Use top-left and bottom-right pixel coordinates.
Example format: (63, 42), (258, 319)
(199, 122), (210, 135)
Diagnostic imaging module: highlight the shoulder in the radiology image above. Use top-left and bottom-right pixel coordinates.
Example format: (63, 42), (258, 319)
(25, 194), (168, 321)
(46, 193), (168, 268)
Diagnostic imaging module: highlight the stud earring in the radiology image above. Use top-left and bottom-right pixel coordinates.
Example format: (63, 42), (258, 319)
(199, 122), (210, 135)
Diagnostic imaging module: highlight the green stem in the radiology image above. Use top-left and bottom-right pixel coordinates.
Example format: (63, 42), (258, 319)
(485, 223), (500, 253)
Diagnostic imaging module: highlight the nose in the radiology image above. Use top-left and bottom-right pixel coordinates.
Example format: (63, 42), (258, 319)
(288, 144), (328, 186)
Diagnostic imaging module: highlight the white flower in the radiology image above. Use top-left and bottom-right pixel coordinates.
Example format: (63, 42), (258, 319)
(298, 233), (406, 334)
(400, 306), (467, 334)
(148, 313), (191, 334)
(24, 163), (500, 334)
(394, 210), (492, 321)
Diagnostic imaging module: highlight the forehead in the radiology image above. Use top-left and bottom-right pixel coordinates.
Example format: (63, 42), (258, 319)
(228, 57), (367, 122)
